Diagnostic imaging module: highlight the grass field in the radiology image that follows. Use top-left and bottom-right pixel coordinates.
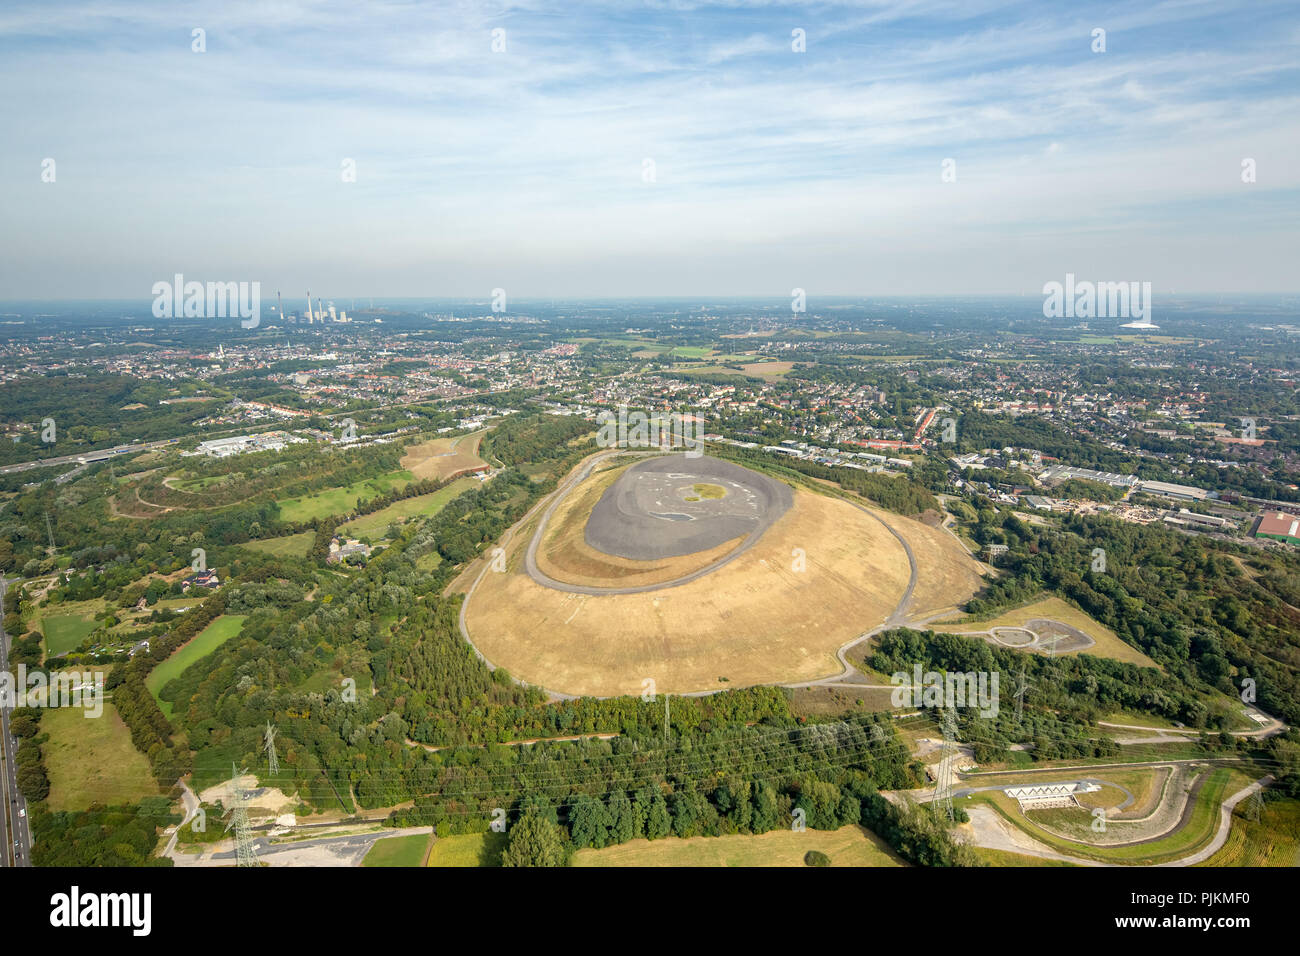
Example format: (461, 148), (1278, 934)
(42, 702), (158, 811)
(571, 824), (904, 867)
(41, 613), (100, 656)
(293, 666), (372, 697)
(147, 614), (247, 718)
(685, 483), (726, 500)
(340, 477), (478, 539)
(277, 471), (413, 523)
(631, 344), (712, 359)
(931, 594), (1156, 667)
(242, 531), (315, 558)
(363, 832), (432, 867)
(1199, 796), (1300, 867)
(426, 831), (508, 867)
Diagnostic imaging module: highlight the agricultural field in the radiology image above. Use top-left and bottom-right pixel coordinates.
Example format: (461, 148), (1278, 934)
(677, 361), (795, 381)
(425, 831), (508, 867)
(41, 702), (158, 811)
(147, 614), (247, 718)
(276, 470), (413, 523)
(571, 824), (904, 867)
(362, 832), (432, 867)
(241, 531), (315, 558)
(339, 476), (478, 540)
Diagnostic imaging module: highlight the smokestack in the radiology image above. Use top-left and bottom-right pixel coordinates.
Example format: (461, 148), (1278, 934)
(277, 290), (283, 322)
(306, 290), (312, 322)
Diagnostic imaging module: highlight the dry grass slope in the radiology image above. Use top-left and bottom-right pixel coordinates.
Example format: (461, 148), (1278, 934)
(467, 478), (983, 695)
(571, 824), (904, 867)
(401, 431), (487, 481)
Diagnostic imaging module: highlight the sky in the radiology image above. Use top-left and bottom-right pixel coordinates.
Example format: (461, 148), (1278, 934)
(0, 0), (1297, 299)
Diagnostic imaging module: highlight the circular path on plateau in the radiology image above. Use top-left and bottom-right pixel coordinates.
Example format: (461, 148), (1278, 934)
(523, 452), (798, 595)
(584, 454), (792, 559)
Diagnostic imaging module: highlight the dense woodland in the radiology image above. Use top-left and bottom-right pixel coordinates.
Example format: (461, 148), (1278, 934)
(966, 507), (1300, 730)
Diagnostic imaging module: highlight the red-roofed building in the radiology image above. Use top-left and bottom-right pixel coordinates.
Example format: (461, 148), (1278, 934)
(1255, 511), (1300, 546)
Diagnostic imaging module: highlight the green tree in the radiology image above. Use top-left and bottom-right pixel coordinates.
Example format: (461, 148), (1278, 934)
(751, 780), (780, 833)
(608, 789), (637, 844)
(500, 811), (567, 867)
(569, 793), (613, 849)
(645, 791), (671, 841)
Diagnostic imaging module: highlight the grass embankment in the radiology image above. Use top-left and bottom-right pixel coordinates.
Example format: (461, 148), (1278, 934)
(1199, 796), (1300, 867)
(340, 477), (478, 539)
(146, 614), (247, 718)
(363, 832), (434, 867)
(277, 470), (413, 523)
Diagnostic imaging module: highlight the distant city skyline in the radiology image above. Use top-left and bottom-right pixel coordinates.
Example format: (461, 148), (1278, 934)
(2, 0), (1298, 298)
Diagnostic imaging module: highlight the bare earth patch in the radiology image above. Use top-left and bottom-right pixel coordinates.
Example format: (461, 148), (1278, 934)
(401, 431), (487, 481)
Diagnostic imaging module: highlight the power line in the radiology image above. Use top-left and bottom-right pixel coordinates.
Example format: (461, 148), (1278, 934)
(223, 764), (259, 868)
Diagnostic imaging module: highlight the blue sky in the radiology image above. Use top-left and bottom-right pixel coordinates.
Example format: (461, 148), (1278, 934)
(0, 0), (1297, 298)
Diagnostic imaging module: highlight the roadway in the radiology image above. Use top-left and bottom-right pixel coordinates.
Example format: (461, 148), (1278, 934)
(0, 387), (516, 478)
(0, 439), (178, 476)
(0, 577), (32, 867)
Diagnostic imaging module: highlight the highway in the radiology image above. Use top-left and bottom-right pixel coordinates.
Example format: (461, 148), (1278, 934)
(0, 439), (182, 476)
(0, 387), (516, 478)
(0, 577), (32, 867)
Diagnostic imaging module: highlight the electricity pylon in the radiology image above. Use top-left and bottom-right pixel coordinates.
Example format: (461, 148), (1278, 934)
(1013, 662), (1032, 728)
(935, 705), (957, 822)
(264, 722), (279, 777)
(224, 763), (259, 868)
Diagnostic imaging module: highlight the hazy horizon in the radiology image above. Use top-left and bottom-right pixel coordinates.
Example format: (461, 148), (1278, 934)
(2, 0), (1298, 298)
